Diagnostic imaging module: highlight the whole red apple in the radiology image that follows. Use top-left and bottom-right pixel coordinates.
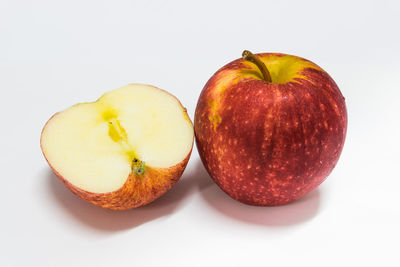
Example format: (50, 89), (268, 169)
(194, 50), (347, 206)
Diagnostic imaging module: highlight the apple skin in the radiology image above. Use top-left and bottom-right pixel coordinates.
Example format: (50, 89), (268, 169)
(194, 53), (347, 206)
(42, 143), (191, 210)
(41, 86), (193, 210)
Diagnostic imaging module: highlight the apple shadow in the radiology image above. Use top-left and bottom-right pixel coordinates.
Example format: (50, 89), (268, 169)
(46, 160), (208, 232)
(196, 161), (322, 226)
(46, 159), (322, 231)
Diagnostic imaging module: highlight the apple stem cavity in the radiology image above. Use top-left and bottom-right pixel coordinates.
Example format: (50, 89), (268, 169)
(242, 50), (272, 83)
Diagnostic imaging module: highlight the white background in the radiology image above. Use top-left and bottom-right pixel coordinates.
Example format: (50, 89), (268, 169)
(1, 0), (399, 266)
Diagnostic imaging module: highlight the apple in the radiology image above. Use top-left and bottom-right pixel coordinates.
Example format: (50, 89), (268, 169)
(194, 50), (347, 206)
(41, 84), (194, 210)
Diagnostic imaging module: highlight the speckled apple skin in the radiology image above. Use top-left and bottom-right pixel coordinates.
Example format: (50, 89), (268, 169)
(194, 53), (347, 206)
(43, 151), (191, 210)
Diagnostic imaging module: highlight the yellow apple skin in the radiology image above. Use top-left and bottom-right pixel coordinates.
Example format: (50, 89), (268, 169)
(41, 85), (193, 210)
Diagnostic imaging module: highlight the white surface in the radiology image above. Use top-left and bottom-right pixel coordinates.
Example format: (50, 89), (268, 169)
(1, 0), (399, 266)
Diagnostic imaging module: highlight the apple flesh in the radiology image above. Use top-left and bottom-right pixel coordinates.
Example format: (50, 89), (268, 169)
(194, 51), (347, 206)
(41, 84), (194, 210)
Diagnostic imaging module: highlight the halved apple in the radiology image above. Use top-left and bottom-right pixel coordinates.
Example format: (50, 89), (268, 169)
(41, 84), (194, 210)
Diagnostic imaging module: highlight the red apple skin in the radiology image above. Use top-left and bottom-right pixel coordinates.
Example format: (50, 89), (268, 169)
(194, 53), (347, 206)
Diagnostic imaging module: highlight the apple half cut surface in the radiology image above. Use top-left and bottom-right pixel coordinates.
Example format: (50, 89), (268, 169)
(41, 84), (194, 210)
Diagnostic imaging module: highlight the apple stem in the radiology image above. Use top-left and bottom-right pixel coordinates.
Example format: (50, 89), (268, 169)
(242, 50), (272, 82)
